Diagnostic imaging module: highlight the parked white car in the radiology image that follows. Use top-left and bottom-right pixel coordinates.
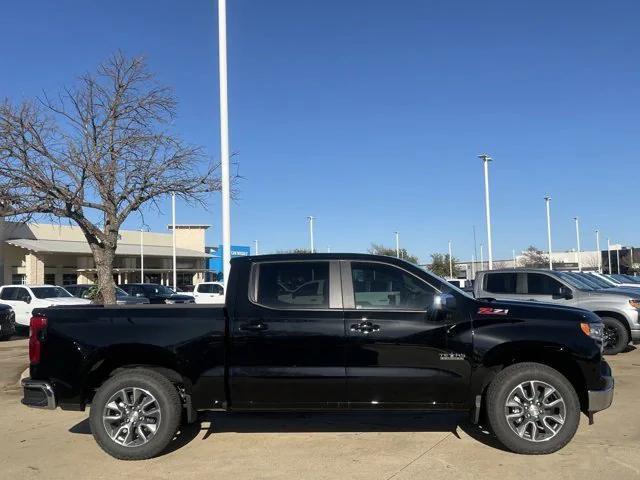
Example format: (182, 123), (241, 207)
(192, 282), (225, 304)
(0, 285), (91, 326)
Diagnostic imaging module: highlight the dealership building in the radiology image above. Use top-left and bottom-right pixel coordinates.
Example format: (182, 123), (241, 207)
(0, 219), (214, 287)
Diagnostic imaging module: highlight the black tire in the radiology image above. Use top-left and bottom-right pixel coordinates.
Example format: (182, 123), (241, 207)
(89, 369), (182, 460)
(486, 362), (580, 455)
(601, 317), (629, 355)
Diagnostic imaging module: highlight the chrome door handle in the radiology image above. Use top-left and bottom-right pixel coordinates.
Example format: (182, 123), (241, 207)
(350, 320), (380, 334)
(239, 322), (268, 332)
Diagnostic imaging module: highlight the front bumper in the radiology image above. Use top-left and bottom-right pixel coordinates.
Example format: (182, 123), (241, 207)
(631, 329), (640, 344)
(587, 374), (614, 412)
(21, 378), (56, 410)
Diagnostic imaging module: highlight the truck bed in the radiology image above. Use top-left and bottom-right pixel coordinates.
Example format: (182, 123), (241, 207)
(30, 304), (227, 410)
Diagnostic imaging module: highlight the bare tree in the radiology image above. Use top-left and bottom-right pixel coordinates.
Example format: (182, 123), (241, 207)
(520, 246), (550, 268)
(0, 53), (222, 303)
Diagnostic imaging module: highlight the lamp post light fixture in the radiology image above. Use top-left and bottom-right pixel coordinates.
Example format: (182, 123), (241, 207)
(544, 196), (552, 270)
(478, 154), (494, 270)
(395, 231), (400, 258)
(254, 240), (259, 255)
(607, 238), (612, 274)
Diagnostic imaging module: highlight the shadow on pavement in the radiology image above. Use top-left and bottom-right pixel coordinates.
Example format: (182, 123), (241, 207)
(69, 410), (510, 456)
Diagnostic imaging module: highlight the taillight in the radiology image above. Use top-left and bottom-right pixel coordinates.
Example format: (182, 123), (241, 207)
(29, 314), (48, 364)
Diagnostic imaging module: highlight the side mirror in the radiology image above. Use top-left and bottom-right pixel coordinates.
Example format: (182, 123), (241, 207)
(434, 293), (457, 311)
(24, 296), (32, 304)
(555, 286), (573, 300)
(136, 293), (145, 298)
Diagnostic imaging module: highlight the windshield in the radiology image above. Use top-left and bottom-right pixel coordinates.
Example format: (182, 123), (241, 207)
(115, 287), (128, 297)
(579, 274), (611, 288)
(573, 273), (605, 289)
(31, 286), (73, 299)
(605, 275), (622, 285)
(623, 275), (640, 283)
(556, 272), (594, 290)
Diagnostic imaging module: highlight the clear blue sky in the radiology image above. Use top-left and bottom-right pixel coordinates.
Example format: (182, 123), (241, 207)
(1, 0), (639, 262)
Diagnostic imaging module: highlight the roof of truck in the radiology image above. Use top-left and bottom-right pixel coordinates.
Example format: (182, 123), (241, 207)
(231, 252), (420, 264)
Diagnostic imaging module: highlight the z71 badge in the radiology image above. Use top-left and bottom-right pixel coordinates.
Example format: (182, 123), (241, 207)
(477, 307), (509, 315)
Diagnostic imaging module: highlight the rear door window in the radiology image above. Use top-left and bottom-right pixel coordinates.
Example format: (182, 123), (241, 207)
(255, 262), (330, 309)
(484, 273), (517, 294)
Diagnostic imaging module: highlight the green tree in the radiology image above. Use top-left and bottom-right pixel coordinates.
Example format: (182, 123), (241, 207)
(368, 243), (419, 264)
(428, 253), (461, 278)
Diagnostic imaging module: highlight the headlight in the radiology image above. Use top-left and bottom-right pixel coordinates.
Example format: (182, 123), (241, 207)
(629, 299), (640, 309)
(580, 322), (604, 342)
(164, 299), (175, 304)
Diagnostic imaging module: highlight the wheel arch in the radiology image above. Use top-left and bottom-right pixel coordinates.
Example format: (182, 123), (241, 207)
(475, 342), (589, 413)
(592, 310), (631, 338)
(83, 345), (191, 405)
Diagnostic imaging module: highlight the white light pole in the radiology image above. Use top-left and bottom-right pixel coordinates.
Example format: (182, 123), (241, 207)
(172, 192), (177, 290)
(616, 248), (621, 274)
(218, 0), (232, 284)
(254, 240), (259, 255)
(544, 196), (553, 270)
(395, 231), (400, 258)
(607, 238), (612, 274)
(480, 243), (484, 271)
(513, 249), (517, 268)
(471, 253), (475, 279)
(448, 241), (453, 278)
(574, 217), (582, 272)
(595, 229), (601, 273)
(478, 154), (494, 270)
(140, 228), (145, 283)
(307, 216), (315, 253)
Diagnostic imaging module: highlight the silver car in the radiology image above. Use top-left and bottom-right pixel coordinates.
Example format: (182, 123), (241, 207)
(474, 268), (640, 355)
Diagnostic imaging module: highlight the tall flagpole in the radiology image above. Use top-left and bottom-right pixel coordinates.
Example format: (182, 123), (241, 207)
(172, 193), (177, 290)
(218, 0), (232, 283)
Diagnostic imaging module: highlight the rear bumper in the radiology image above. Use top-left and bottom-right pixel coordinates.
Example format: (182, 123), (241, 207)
(587, 375), (614, 412)
(21, 378), (56, 410)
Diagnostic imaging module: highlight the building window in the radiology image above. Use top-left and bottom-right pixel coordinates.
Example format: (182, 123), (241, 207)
(44, 274), (56, 285)
(11, 274), (26, 285)
(62, 274), (78, 285)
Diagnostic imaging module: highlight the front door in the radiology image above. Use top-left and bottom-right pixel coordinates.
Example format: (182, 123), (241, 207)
(344, 261), (470, 408)
(523, 272), (576, 306)
(229, 260), (346, 409)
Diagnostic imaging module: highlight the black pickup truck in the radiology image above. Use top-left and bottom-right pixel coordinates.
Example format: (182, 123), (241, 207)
(22, 253), (614, 460)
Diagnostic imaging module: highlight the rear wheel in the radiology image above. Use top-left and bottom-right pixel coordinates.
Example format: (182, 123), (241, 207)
(89, 369), (182, 460)
(486, 362), (580, 454)
(601, 317), (629, 355)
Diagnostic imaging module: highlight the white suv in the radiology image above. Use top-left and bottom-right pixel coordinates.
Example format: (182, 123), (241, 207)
(0, 285), (91, 326)
(192, 282), (225, 304)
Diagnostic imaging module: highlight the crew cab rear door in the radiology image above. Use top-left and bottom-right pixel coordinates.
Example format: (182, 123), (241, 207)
(229, 260), (346, 409)
(343, 260), (471, 407)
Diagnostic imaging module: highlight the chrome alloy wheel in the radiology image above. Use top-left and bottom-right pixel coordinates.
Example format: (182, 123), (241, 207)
(504, 380), (566, 442)
(102, 387), (162, 447)
(603, 325), (618, 350)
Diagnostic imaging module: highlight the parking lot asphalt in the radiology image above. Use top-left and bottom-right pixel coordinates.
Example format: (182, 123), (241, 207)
(0, 338), (639, 480)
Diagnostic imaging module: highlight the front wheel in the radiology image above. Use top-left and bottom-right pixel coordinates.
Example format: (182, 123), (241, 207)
(601, 317), (629, 355)
(486, 362), (580, 454)
(89, 369), (182, 460)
